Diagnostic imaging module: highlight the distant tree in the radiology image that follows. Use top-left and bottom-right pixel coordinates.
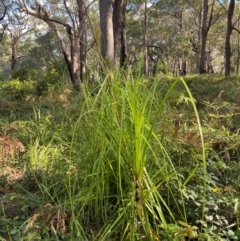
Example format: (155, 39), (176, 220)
(143, 0), (148, 75)
(199, 0), (216, 74)
(140, 0), (195, 75)
(225, 0), (235, 76)
(27, 30), (62, 69)
(19, 0), (86, 90)
(7, 14), (34, 70)
(0, 1), (36, 71)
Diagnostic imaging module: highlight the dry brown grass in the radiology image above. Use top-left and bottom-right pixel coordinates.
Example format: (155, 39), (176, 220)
(23, 203), (68, 236)
(0, 135), (25, 161)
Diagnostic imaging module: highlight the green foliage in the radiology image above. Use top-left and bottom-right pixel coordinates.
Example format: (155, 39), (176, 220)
(35, 69), (59, 96)
(0, 72), (5, 82)
(0, 79), (35, 100)
(36, 62), (68, 96)
(12, 68), (38, 81)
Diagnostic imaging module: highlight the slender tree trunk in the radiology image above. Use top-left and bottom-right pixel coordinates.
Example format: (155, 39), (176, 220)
(113, 0), (123, 62)
(199, 0), (208, 74)
(120, 25), (127, 68)
(225, 0), (235, 77)
(77, 0), (86, 81)
(66, 24), (80, 89)
(195, 10), (202, 72)
(181, 60), (187, 76)
(71, 38), (80, 88)
(120, 1), (127, 68)
(144, 0), (148, 76)
(11, 35), (18, 70)
(176, 10), (187, 75)
(80, 20), (87, 81)
(199, 0), (216, 74)
(99, 0), (114, 64)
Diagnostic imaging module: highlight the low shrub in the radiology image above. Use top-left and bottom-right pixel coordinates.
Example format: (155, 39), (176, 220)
(0, 79), (35, 100)
(36, 65), (67, 96)
(12, 67), (38, 81)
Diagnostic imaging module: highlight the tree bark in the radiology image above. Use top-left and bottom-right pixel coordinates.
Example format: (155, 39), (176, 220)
(113, 0), (124, 63)
(120, 23), (127, 68)
(99, 0), (114, 64)
(120, 1), (127, 68)
(199, 0), (215, 74)
(80, 20), (87, 81)
(77, 0), (86, 82)
(225, 0), (235, 77)
(143, 0), (148, 76)
(11, 34), (18, 70)
(199, 0), (208, 74)
(181, 60), (187, 76)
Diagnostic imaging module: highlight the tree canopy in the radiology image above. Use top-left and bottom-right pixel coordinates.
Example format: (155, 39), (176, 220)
(0, 0), (240, 82)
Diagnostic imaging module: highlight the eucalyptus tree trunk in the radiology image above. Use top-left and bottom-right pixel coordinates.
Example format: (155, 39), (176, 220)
(66, 24), (80, 88)
(120, 10), (127, 68)
(11, 34), (17, 70)
(113, 0), (127, 67)
(199, 0), (215, 74)
(113, 0), (122, 60)
(143, 0), (148, 76)
(80, 20), (87, 81)
(199, 0), (208, 74)
(175, 10), (187, 75)
(77, 0), (87, 82)
(99, 0), (114, 64)
(225, 0), (235, 77)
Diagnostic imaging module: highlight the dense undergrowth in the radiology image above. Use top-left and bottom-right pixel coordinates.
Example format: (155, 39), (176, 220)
(0, 70), (240, 240)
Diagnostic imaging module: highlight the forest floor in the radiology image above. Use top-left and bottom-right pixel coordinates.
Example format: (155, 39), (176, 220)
(0, 74), (240, 240)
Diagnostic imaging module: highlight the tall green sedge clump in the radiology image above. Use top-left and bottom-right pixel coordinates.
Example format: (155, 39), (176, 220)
(22, 71), (207, 240)
(75, 72), (207, 240)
